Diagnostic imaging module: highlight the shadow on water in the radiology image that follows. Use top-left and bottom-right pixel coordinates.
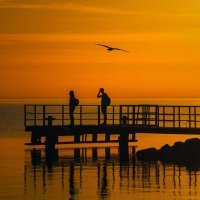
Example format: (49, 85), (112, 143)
(24, 146), (200, 199)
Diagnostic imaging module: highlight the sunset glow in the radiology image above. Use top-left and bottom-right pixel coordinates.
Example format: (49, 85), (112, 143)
(1, 0), (200, 98)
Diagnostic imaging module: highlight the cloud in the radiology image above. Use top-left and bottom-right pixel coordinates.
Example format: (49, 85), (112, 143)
(0, 32), (171, 45)
(0, 1), (198, 18)
(0, 1), (155, 15)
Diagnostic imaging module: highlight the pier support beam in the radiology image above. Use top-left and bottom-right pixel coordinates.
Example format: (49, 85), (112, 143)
(45, 132), (58, 151)
(92, 133), (97, 142)
(45, 149), (58, 172)
(92, 148), (98, 161)
(45, 116), (57, 151)
(119, 116), (129, 160)
(74, 134), (80, 143)
(31, 149), (41, 166)
(119, 131), (129, 157)
(105, 147), (111, 160)
(131, 131), (136, 141)
(74, 148), (81, 162)
(105, 132), (110, 142)
(31, 131), (41, 144)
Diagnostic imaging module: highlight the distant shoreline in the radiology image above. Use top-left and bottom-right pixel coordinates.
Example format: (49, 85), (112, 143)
(1, 98), (200, 105)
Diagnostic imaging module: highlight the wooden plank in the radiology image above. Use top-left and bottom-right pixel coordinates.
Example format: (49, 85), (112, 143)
(25, 139), (138, 146)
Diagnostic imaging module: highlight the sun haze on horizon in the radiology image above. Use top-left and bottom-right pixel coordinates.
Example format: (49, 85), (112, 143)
(1, 0), (200, 99)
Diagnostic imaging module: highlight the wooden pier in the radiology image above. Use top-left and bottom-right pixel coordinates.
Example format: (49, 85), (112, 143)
(24, 104), (200, 149)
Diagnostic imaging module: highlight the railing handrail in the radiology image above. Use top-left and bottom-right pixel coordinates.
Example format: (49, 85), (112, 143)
(24, 104), (200, 107)
(24, 104), (200, 128)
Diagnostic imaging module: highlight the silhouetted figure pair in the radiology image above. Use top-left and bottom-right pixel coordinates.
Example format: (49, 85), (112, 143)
(69, 90), (79, 126)
(97, 88), (111, 125)
(69, 88), (110, 125)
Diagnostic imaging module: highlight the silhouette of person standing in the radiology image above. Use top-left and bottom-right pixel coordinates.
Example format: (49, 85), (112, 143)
(69, 90), (79, 126)
(97, 88), (111, 125)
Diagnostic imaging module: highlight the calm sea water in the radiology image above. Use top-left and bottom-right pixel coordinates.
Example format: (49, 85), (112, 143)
(0, 99), (200, 200)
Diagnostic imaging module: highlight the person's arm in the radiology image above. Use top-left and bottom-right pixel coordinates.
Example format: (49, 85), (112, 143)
(97, 91), (102, 98)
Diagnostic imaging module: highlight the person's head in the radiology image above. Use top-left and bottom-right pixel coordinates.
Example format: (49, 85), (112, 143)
(100, 88), (104, 93)
(69, 90), (75, 97)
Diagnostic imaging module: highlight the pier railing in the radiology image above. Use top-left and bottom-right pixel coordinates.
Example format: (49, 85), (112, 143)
(24, 104), (200, 129)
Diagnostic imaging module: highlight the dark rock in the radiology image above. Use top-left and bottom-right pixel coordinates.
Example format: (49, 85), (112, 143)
(173, 141), (185, 149)
(185, 138), (200, 145)
(158, 144), (173, 161)
(184, 138), (200, 152)
(183, 138), (200, 163)
(170, 141), (186, 162)
(137, 148), (159, 160)
(159, 144), (171, 152)
(136, 138), (200, 166)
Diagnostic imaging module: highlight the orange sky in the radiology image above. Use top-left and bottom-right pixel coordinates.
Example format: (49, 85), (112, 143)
(1, 0), (200, 98)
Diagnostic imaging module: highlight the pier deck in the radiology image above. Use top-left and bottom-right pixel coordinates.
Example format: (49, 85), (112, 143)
(24, 104), (200, 147)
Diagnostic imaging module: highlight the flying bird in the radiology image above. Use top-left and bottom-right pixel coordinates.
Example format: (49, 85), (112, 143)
(96, 44), (129, 52)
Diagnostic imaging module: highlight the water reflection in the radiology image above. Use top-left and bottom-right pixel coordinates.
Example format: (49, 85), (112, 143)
(24, 147), (200, 200)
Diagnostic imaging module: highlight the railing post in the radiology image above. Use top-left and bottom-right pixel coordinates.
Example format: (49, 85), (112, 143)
(173, 107), (175, 128)
(147, 106), (150, 125)
(24, 105), (26, 126)
(132, 105), (135, 125)
(43, 105), (46, 126)
(178, 106), (180, 128)
(156, 106), (159, 127)
(62, 105), (64, 126)
(34, 105), (36, 126)
(194, 106), (197, 128)
(120, 105), (122, 125)
(98, 105), (101, 125)
(127, 106), (130, 125)
(163, 107), (165, 128)
(80, 105), (82, 126)
(189, 106), (191, 128)
(112, 106), (115, 125)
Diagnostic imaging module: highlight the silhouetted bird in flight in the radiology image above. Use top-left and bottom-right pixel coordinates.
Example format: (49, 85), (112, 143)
(96, 44), (129, 52)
